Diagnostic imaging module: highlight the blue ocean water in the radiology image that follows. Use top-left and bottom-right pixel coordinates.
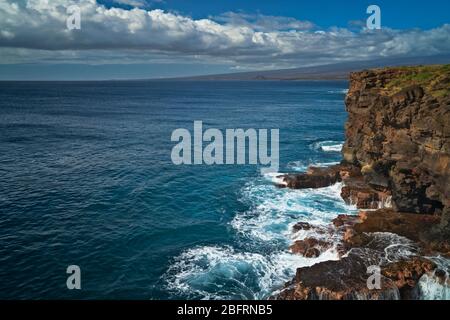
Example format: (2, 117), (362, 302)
(0, 80), (351, 299)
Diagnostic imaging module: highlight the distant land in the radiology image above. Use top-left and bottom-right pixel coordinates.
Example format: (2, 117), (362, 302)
(169, 55), (450, 81)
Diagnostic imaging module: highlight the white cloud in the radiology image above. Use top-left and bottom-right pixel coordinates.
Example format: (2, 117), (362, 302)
(0, 0), (449, 69)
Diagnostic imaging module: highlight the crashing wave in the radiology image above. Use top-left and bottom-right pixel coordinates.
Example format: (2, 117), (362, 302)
(263, 172), (287, 186)
(310, 140), (344, 153)
(343, 232), (418, 266)
(164, 245), (339, 300)
(164, 176), (357, 299)
(231, 181), (355, 241)
(287, 160), (340, 172)
(419, 256), (450, 300)
(327, 89), (349, 94)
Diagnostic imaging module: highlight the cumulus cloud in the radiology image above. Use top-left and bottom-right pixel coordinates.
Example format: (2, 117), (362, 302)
(0, 0), (449, 69)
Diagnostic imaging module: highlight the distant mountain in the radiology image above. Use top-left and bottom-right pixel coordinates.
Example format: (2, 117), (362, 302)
(171, 55), (450, 81)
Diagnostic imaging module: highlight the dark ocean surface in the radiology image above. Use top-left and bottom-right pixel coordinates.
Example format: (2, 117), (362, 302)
(0, 80), (352, 299)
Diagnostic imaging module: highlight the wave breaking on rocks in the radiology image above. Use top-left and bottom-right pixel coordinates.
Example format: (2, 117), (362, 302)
(273, 65), (450, 300)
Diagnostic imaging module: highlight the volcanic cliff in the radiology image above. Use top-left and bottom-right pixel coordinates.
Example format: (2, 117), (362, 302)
(275, 64), (450, 300)
(343, 65), (450, 236)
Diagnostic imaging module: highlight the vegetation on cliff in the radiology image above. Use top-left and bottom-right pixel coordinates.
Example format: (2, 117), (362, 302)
(275, 65), (450, 300)
(344, 64), (449, 227)
(375, 64), (450, 98)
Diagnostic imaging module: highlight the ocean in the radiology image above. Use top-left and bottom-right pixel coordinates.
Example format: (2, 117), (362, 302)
(0, 80), (353, 299)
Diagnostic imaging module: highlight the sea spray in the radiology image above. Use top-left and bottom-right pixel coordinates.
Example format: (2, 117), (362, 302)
(165, 176), (357, 299)
(419, 256), (450, 300)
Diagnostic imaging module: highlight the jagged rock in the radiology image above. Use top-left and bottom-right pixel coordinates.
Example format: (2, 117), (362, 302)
(292, 222), (312, 232)
(278, 66), (450, 300)
(281, 161), (393, 209)
(281, 163), (362, 189)
(381, 257), (436, 299)
(343, 66), (450, 230)
(341, 209), (447, 256)
(354, 209), (440, 242)
(434, 269), (448, 284)
(273, 253), (436, 300)
(340, 176), (391, 209)
(282, 165), (342, 189)
(274, 252), (393, 300)
(332, 214), (359, 228)
(289, 238), (331, 257)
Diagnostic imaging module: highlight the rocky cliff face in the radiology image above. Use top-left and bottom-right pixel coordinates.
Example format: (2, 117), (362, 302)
(273, 65), (450, 300)
(342, 65), (450, 236)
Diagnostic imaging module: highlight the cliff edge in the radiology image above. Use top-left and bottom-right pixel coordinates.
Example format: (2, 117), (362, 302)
(343, 65), (450, 237)
(274, 65), (450, 300)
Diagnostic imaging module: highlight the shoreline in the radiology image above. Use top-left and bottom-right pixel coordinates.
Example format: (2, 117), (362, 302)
(272, 65), (450, 300)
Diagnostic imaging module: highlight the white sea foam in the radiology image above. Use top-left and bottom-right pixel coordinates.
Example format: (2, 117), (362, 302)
(310, 140), (344, 153)
(419, 256), (450, 300)
(419, 273), (450, 300)
(321, 144), (343, 152)
(342, 232), (418, 270)
(231, 181), (356, 241)
(286, 161), (309, 172)
(165, 245), (272, 300)
(327, 89), (349, 94)
(263, 172), (286, 186)
(287, 160), (340, 172)
(378, 195), (393, 209)
(348, 194), (393, 210)
(165, 245), (340, 300)
(165, 153), (449, 299)
(165, 167), (358, 299)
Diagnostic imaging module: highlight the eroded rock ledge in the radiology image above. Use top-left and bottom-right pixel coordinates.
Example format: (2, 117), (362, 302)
(273, 208), (447, 300)
(343, 65), (450, 232)
(274, 65), (450, 300)
(275, 254), (436, 300)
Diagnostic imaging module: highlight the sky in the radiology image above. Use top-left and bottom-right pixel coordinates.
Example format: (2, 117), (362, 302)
(0, 0), (449, 80)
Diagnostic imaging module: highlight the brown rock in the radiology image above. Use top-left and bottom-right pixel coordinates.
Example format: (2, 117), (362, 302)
(341, 186), (391, 209)
(289, 238), (331, 257)
(354, 209), (440, 242)
(281, 163), (363, 190)
(342, 209), (446, 256)
(282, 165), (341, 189)
(343, 66), (450, 227)
(332, 214), (360, 228)
(274, 253), (436, 300)
(292, 222), (312, 232)
(276, 66), (450, 300)
(274, 253), (399, 300)
(340, 175), (391, 209)
(381, 257), (436, 299)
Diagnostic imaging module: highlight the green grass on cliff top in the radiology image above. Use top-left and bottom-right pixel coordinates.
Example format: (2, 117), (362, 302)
(382, 64), (450, 98)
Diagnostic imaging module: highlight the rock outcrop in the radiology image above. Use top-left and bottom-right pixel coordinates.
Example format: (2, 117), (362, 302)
(337, 209), (449, 257)
(274, 206), (444, 300)
(275, 254), (436, 300)
(342, 65), (450, 236)
(274, 65), (450, 300)
(289, 238), (332, 258)
(280, 165), (342, 189)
